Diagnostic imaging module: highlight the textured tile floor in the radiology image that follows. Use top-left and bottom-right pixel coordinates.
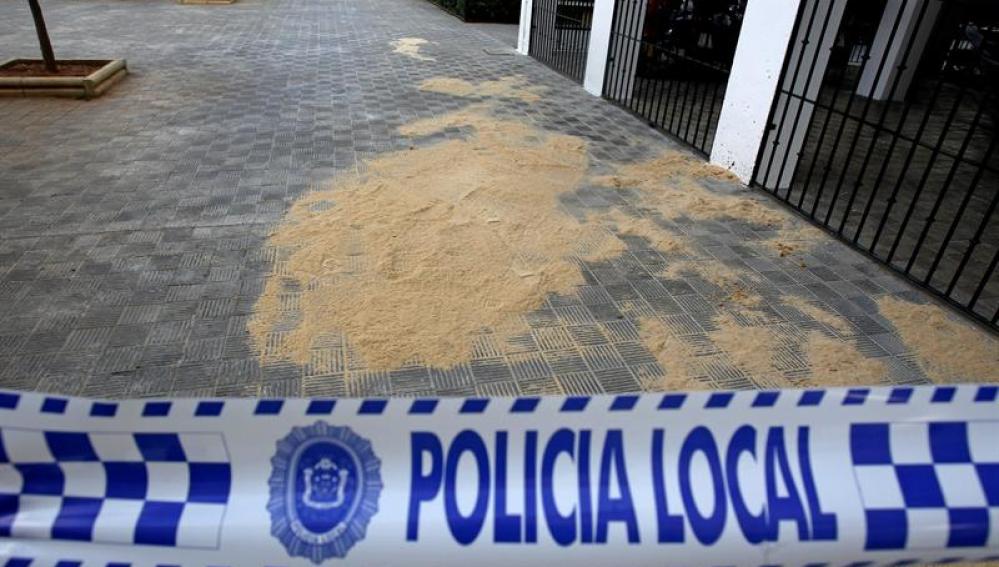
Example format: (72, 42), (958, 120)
(0, 0), (994, 399)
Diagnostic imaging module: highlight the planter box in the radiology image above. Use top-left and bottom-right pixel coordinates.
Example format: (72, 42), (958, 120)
(425, 0), (520, 23)
(0, 58), (127, 99)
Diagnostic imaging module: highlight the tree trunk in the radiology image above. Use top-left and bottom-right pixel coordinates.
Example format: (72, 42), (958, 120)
(27, 0), (57, 73)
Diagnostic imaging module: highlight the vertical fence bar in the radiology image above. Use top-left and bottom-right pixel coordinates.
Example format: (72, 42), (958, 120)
(529, 0), (595, 84)
(605, 0), (620, 97)
(819, 0), (912, 227)
(620, 0), (644, 110)
(925, 128), (998, 287)
(715, 0), (810, 182)
(835, 0), (936, 235)
(598, 0), (746, 155)
(747, 0), (997, 328)
(883, 81), (969, 265)
(649, 60), (671, 128)
(600, 0), (621, 98)
(902, 96), (989, 274)
(969, 247), (998, 317)
(758, 0), (831, 196)
(947, 185), (998, 297)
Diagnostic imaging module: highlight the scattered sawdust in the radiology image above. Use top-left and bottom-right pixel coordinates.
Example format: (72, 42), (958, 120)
(638, 317), (707, 391)
(589, 151), (846, 314)
(595, 152), (829, 265)
(594, 152), (787, 227)
(392, 37), (434, 61)
(419, 75), (548, 103)
(638, 308), (889, 391)
(246, 79), (977, 387)
(878, 296), (999, 382)
(762, 223), (826, 258)
(801, 331), (890, 385)
(663, 260), (763, 307)
(716, 323), (888, 387)
(705, 323), (894, 387)
(774, 223), (825, 242)
(664, 259), (742, 289)
(603, 210), (688, 254)
(710, 313), (780, 379)
(599, 151), (739, 184)
(250, 107), (623, 371)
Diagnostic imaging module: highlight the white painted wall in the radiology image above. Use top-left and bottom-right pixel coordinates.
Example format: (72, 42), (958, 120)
(857, 0), (941, 101)
(710, 0), (807, 183)
(583, 0), (618, 95)
(754, 0), (847, 189)
(517, 0), (534, 55)
(711, 0), (848, 189)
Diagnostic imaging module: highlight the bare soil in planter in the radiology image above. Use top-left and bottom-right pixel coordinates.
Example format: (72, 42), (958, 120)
(0, 60), (108, 77)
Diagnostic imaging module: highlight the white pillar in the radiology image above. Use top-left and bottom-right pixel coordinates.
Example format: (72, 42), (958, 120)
(583, 0), (618, 95)
(856, 0), (941, 101)
(710, 0), (806, 183)
(517, 0), (534, 55)
(756, 0), (847, 189)
(711, 0), (846, 187)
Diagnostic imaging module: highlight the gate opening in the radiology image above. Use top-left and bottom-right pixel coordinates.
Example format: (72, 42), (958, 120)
(754, 0), (998, 328)
(602, 0), (746, 154)
(529, 0), (595, 83)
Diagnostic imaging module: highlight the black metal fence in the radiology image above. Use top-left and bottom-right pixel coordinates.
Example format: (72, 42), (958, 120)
(529, 0), (594, 83)
(602, 0), (745, 154)
(754, 0), (998, 328)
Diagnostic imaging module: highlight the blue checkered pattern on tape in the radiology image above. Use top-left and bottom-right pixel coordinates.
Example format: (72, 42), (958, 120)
(850, 421), (999, 551)
(0, 428), (231, 548)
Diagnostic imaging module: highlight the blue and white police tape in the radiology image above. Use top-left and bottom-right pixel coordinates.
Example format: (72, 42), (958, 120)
(0, 384), (997, 566)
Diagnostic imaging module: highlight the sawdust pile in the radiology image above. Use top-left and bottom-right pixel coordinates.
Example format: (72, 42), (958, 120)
(722, 321), (887, 387)
(593, 153), (788, 227)
(878, 296), (999, 382)
(596, 152), (825, 265)
(802, 331), (890, 385)
(709, 314), (780, 379)
(603, 210), (688, 254)
(664, 260), (763, 307)
(640, 308), (889, 390)
(250, 107), (622, 371)
(392, 37), (434, 61)
(638, 318), (705, 391)
(765, 223), (825, 253)
(419, 75), (548, 103)
(594, 152), (895, 388)
(246, 71), (980, 387)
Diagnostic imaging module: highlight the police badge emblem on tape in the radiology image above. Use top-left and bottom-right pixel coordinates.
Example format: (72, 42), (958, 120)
(267, 421), (383, 563)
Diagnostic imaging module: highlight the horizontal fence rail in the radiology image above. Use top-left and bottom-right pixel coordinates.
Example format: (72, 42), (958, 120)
(529, 0), (594, 83)
(602, 0), (745, 154)
(753, 0), (998, 329)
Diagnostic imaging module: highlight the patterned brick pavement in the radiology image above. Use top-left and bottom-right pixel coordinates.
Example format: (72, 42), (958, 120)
(0, 0), (994, 399)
